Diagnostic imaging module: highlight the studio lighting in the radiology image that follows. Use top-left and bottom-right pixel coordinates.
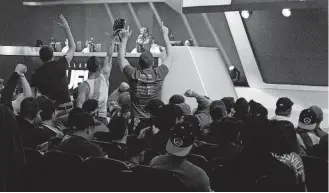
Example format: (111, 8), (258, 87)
(282, 9), (291, 17)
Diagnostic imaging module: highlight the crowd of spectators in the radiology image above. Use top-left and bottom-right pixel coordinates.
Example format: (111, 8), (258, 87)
(0, 14), (328, 192)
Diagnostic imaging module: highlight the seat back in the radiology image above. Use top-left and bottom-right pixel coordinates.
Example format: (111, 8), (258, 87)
(42, 150), (86, 191)
(92, 140), (127, 160)
(301, 156), (328, 192)
(187, 154), (209, 173)
(84, 157), (133, 191)
(131, 165), (188, 192)
(21, 148), (44, 191)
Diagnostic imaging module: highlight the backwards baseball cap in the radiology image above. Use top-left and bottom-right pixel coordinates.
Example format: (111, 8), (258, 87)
(298, 108), (317, 131)
(139, 51), (154, 69)
(166, 116), (199, 157)
(276, 97), (294, 112)
(68, 108), (96, 130)
(177, 103), (191, 116)
(310, 106), (323, 123)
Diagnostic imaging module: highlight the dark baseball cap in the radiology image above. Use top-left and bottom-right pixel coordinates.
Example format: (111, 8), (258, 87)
(139, 51), (154, 69)
(276, 97), (294, 112)
(166, 116), (199, 157)
(309, 106), (323, 122)
(68, 108), (97, 130)
(298, 108), (317, 131)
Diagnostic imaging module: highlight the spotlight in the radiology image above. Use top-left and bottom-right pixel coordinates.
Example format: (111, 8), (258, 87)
(282, 9), (291, 17)
(241, 10), (251, 19)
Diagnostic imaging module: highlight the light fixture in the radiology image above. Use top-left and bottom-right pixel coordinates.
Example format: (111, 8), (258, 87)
(241, 10), (251, 19)
(282, 8), (291, 17)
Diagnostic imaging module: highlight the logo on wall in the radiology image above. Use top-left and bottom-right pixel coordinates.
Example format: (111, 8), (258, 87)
(66, 62), (89, 90)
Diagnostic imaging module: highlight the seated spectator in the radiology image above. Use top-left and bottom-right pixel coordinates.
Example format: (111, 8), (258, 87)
(271, 97), (294, 125)
(308, 134), (328, 161)
(201, 100), (226, 138)
(38, 97), (64, 137)
(108, 116), (128, 148)
(150, 117), (212, 192)
(184, 89), (212, 129)
(126, 135), (144, 165)
(0, 104), (25, 191)
(56, 108), (104, 159)
(310, 105), (328, 138)
(176, 103), (191, 117)
(169, 94), (185, 105)
(221, 97), (235, 117)
(269, 120), (306, 191)
(17, 97), (50, 148)
(296, 108), (320, 152)
(82, 99), (109, 133)
(233, 97), (249, 120)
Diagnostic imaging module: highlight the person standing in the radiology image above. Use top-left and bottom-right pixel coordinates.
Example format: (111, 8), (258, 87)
(117, 23), (173, 119)
(31, 14), (76, 116)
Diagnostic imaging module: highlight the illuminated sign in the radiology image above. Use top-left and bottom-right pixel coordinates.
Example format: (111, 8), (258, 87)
(66, 62), (89, 90)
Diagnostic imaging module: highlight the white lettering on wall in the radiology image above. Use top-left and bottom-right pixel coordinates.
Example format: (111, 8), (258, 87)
(66, 70), (89, 89)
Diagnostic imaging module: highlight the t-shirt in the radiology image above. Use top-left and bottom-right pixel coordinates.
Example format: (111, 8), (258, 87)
(150, 154), (211, 192)
(272, 152), (306, 190)
(31, 56), (71, 106)
(123, 65), (169, 118)
(57, 135), (104, 159)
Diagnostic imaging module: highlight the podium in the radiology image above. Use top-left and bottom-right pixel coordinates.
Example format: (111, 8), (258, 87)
(161, 46), (237, 109)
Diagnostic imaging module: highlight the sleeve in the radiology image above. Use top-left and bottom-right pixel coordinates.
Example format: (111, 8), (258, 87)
(156, 65), (169, 80)
(195, 170), (212, 192)
(108, 89), (120, 102)
(57, 55), (70, 71)
(0, 72), (20, 110)
(30, 72), (37, 87)
(123, 65), (138, 80)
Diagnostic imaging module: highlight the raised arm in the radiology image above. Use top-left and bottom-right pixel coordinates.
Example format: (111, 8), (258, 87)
(102, 31), (119, 79)
(161, 23), (174, 69)
(118, 26), (132, 72)
(58, 14), (76, 63)
(76, 82), (89, 108)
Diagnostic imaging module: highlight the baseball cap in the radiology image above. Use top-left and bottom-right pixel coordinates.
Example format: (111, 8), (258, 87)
(276, 97), (294, 112)
(139, 51), (154, 69)
(68, 108), (97, 130)
(309, 106), (323, 122)
(298, 108), (317, 131)
(177, 103), (191, 116)
(166, 116), (199, 157)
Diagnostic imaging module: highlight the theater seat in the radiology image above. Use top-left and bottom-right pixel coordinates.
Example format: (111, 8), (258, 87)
(84, 157), (133, 191)
(301, 156), (328, 192)
(92, 140), (127, 161)
(131, 165), (189, 192)
(42, 150), (86, 191)
(21, 148), (44, 191)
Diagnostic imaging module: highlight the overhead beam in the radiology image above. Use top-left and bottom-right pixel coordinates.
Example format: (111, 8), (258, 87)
(23, 0), (164, 6)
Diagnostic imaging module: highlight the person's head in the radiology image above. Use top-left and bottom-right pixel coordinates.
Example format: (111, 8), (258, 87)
(209, 100), (227, 121)
(144, 99), (164, 116)
(68, 108), (96, 140)
(87, 56), (101, 73)
(269, 120), (299, 155)
(118, 92), (131, 107)
(275, 97), (294, 117)
(39, 46), (54, 63)
(82, 99), (99, 118)
(139, 51), (154, 69)
(39, 97), (56, 122)
(212, 117), (242, 145)
(153, 104), (183, 132)
(169, 94), (185, 105)
(20, 97), (41, 123)
(107, 116), (128, 141)
(177, 103), (191, 117)
(166, 116), (199, 157)
(234, 97), (249, 118)
(221, 97), (235, 116)
(310, 105), (324, 128)
(249, 100), (268, 120)
(298, 108), (317, 131)
(140, 27), (149, 37)
(184, 39), (193, 46)
(119, 82), (130, 92)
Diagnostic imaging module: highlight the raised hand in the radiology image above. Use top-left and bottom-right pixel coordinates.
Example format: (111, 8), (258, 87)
(119, 25), (132, 41)
(58, 14), (70, 30)
(184, 89), (194, 97)
(15, 63), (27, 75)
(161, 22), (169, 36)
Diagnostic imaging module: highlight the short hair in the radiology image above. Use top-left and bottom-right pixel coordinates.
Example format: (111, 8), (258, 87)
(144, 99), (164, 115)
(154, 104), (183, 131)
(39, 46), (54, 62)
(107, 116), (128, 140)
(275, 108), (292, 116)
(87, 56), (101, 73)
(209, 100), (227, 121)
(39, 98), (55, 121)
(169, 94), (185, 105)
(212, 117), (242, 144)
(269, 120), (299, 155)
(20, 97), (39, 120)
(234, 97), (249, 118)
(82, 99), (98, 113)
(221, 97), (235, 114)
(139, 51), (154, 69)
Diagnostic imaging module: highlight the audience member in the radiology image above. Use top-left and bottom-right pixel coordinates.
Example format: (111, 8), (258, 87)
(177, 103), (191, 116)
(269, 120), (306, 191)
(150, 117), (211, 191)
(308, 134), (328, 161)
(118, 24), (173, 119)
(82, 99), (108, 133)
(31, 15), (76, 115)
(296, 108), (320, 152)
(221, 97), (235, 117)
(233, 97), (249, 120)
(108, 82), (130, 102)
(169, 94), (185, 105)
(310, 105), (328, 138)
(272, 97), (294, 124)
(108, 116), (129, 147)
(56, 108), (104, 159)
